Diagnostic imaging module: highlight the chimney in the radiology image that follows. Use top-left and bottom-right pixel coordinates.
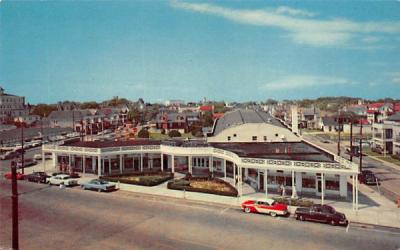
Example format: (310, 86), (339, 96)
(291, 105), (299, 135)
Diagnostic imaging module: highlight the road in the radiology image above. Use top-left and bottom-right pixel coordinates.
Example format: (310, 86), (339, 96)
(303, 134), (400, 202)
(1, 180), (400, 250)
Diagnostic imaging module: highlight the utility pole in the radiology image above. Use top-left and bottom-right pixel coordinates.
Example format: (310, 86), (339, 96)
(350, 121), (353, 162)
(337, 112), (341, 156)
(11, 160), (19, 250)
(359, 120), (363, 173)
(20, 121), (25, 175)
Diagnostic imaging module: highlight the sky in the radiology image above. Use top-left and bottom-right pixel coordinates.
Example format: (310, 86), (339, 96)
(1, 0), (400, 104)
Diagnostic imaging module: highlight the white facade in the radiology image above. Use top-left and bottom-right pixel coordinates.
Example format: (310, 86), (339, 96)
(0, 87), (26, 123)
(207, 123), (301, 143)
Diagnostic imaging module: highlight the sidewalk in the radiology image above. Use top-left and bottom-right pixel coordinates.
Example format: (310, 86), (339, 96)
(31, 160), (400, 229)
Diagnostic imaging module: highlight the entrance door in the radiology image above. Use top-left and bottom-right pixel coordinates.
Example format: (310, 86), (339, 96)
(316, 174), (322, 196)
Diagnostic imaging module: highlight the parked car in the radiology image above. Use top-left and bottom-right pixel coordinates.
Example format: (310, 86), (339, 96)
(241, 198), (288, 217)
(16, 158), (38, 168)
(48, 174), (78, 187)
(358, 170), (379, 185)
(26, 172), (50, 183)
(81, 179), (116, 192)
(33, 152), (53, 160)
(4, 172), (24, 180)
(51, 172), (80, 178)
(295, 204), (348, 226)
(0, 151), (20, 160)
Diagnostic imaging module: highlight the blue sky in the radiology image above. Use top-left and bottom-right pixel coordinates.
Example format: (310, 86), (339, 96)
(1, 0), (400, 104)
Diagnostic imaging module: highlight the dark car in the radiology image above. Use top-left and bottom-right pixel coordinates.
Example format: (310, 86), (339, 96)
(358, 170), (379, 185)
(26, 172), (50, 183)
(295, 204), (348, 226)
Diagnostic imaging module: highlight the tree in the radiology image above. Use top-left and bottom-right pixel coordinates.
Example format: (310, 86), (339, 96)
(31, 104), (57, 117)
(137, 129), (149, 138)
(201, 112), (214, 127)
(128, 108), (142, 123)
(168, 130), (181, 137)
(80, 101), (99, 109)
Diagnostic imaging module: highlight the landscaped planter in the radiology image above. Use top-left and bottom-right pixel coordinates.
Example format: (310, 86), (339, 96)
(100, 171), (174, 186)
(272, 197), (314, 207)
(167, 177), (238, 197)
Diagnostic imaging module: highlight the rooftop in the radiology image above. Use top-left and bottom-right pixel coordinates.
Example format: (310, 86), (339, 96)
(211, 109), (284, 136)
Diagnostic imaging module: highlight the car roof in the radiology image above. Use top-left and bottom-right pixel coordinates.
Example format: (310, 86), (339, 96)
(54, 174), (69, 177)
(255, 198), (275, 204)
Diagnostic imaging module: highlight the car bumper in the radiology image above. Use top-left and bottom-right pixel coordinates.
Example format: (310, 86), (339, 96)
(339, 219), (348, 225)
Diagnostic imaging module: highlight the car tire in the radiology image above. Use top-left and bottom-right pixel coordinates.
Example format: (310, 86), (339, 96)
(244, 207), (251, 213)
(270, 212), (277, 217)
(330, 220), (337, 226)
(299, 215), (305, 221)
(81, 185), (86, 190)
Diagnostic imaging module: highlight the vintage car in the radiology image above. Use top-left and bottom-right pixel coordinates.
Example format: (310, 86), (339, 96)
(16, 158), (38, 168)
(80, 179), (116, 192)
(358, 170), (379, 185)
(26, 172), (50, 183)
(4, 172), (25, 180)
(0, 151), (20, 160)
(48, 174), (78, 187)
(295, 204), (348, 226)
(241, 198), (288, 217)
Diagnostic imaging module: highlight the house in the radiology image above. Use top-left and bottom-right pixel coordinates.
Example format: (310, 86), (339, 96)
(319, 117), (339, 133)
(14, 115), (41, 125)
(372, 112), (400, 156)
(46, 110), (106, 134)
(199, 105), (214, 114)
(0, 87), (28, 124)
(154, 112), (199, 133)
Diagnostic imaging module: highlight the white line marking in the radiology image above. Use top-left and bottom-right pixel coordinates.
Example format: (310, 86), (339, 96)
(219, 207), (230, 215)
(346, 223), (349, 233)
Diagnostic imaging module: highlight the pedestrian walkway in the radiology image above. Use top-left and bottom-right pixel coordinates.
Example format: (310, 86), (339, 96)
(32, 160), (400, 229)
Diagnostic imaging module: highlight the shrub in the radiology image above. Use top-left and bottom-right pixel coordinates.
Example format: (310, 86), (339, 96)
(101, 172), (173, 186)
(392, 154), (400, 161)
(168, 130), (181, 137)
(272, 197), (314, 207)
(137, 129), (149, 138)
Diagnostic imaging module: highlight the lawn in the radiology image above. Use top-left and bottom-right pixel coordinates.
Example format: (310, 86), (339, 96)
(364, 149), (400, 166)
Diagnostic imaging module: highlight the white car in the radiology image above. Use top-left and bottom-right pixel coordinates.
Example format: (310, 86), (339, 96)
(48, 174), (78, 187)
(33, 153), (53, 160)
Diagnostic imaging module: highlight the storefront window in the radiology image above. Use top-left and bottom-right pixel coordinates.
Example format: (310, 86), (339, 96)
(267, 175), (276, 185)
(285, 176), (292, 187)
(326, 180), (340, 191)
(302, 178), (316, 188)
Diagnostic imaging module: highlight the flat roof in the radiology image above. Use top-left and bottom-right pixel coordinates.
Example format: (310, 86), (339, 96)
(64, 140), (161, 148)
(210, 141), (335, 163)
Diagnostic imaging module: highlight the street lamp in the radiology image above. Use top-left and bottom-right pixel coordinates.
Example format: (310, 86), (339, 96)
(18, 118), (25, 175)
(11, 160), (19, 249)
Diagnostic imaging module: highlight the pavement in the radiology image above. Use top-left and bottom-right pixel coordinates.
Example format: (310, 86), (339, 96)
(23, 159), (400, 230)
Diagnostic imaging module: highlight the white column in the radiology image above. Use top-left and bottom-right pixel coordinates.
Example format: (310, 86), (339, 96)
(355, 174), (359, 211)
(68, 154), (72, 168)
(209, 156), (213, 172)
(295, 172), (302, 192)
(245, 168), (249, 179)
(97, 156), (101, 177)
(223, 159), (226, 180)
(92, 156), (96, 172)
(82, 156), (86, 174)
(321, 173), (325, 205)
(264, 169), (268, 197)
(132, 155), (135, 170)
(339, 175), (347, 197)
(188, 156), (192, 174)
(171, 155), (175, 173)
(352, 175), (355, 210)
(161, 154), (164, 171)
(119, 154), (123, 174)
(238, 166), (243, 196)
(51, 153), (56, 168)
(108, 157), (111, 174)
(140, 153), (143, 172)
(150, 154), (153, 169)
(233, 164), (236, 185)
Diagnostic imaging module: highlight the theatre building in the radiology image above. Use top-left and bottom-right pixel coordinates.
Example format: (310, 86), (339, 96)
(42, 109), (360, 209)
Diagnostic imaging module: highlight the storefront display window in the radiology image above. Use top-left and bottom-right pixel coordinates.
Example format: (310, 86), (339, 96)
(302, 178), (315, 188)
(326, 180), (340, 191)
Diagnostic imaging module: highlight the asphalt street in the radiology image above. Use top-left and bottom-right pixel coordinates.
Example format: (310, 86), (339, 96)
(1, 179), (400, 250)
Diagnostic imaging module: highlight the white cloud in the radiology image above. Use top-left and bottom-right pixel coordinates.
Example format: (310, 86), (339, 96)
(261, 75), (352, 90)
(170, 1), (400, 47)
(361, 36), (382, 43)
(275, 6), (316, 17)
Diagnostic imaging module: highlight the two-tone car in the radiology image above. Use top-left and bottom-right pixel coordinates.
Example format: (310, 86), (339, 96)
(295, 204), (348, 226)
(241, 198), (289, 217)
(48, 174), (78, 187)
(80, 179), (116, 192)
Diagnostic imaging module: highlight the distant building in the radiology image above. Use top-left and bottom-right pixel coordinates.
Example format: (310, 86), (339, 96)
(372, 112), (400, 156)
(0, 87), (28, 124)
(154, 112), (199, 133)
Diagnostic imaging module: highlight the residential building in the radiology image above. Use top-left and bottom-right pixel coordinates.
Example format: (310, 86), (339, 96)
(372, 112), (400, 156)
(0, 87), (28, 124)
(154, 112), (199, 133)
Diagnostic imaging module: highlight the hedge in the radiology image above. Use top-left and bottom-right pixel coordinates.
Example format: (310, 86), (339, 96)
(272, 197), (314, 207)
(167, 177), (238, 197)
(100, 172), (173, 186)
